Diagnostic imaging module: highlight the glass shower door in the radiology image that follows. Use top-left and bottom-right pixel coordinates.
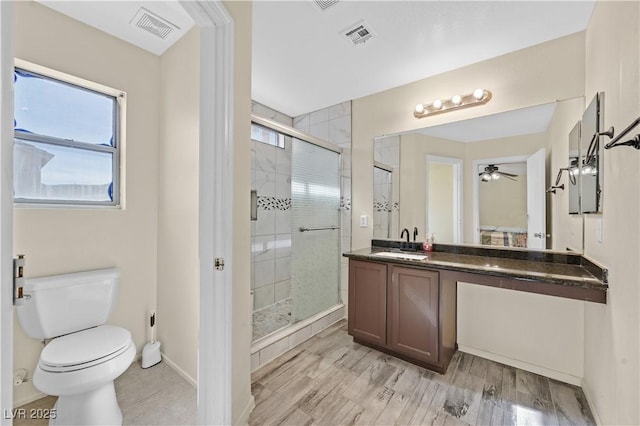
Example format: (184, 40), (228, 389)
(290, 138), (341, 323)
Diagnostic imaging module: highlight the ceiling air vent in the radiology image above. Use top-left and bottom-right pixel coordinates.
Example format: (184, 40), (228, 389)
(340, 20), (375, 46)
(312, 0), (340, 11)
(131, 7), (179, 40)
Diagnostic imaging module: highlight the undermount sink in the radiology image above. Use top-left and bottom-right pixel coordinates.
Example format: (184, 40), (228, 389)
(373, 251), (427, 261)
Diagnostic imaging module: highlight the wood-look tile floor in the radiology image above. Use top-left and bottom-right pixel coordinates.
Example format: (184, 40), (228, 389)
(14, 361), (196, 426)
(250, 320), (595, 426)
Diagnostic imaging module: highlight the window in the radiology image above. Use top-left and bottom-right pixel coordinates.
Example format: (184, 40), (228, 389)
(251, 123), (285, 148)
(13, 60), (125, 206)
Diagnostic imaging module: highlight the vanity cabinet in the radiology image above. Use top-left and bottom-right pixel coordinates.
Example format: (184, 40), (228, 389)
(347, 259), (456, 373)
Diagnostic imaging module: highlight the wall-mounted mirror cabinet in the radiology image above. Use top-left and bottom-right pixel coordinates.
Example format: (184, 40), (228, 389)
(373, 98), (586, 253)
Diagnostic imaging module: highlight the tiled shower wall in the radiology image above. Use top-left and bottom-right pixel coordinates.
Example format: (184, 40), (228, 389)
(293, 101), (352, 309)
(251, 102), (293, 311)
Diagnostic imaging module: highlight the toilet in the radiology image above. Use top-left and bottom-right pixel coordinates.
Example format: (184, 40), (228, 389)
(16, 268), (135, 426)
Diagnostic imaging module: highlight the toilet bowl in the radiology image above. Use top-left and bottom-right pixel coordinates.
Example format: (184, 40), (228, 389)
(16, 268), (135, 426)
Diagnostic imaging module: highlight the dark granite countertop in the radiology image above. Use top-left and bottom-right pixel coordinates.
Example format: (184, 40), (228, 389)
(343, 246), (607, 292)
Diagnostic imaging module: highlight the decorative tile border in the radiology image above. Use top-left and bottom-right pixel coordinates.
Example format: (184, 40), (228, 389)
(341, 196), (351, 211)
(257, 196), (291, 211)
(373, 201), (399, 212)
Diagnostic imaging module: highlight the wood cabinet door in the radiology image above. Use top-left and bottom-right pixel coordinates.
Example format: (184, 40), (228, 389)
(348, 260), (387, 346)
(388, 265), (439, 364)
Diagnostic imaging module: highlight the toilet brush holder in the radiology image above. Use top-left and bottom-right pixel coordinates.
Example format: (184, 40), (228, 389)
(141, 341), (161, 369)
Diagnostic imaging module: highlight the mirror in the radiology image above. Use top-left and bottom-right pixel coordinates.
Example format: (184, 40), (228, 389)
(372, 137), (400, 239)
(580, 93), (604, 213)
(373, 99), (585, 252)
(568, 122), (580, 214)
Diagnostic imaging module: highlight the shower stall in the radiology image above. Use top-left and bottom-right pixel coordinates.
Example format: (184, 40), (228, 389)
(250, 117), (342, 342)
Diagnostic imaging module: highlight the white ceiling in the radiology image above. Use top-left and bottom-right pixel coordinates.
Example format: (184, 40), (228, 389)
(253, 1), (595, 117)
(415, 102), (558, 143)
(36, 1), (595, 120)
(38, 1), (195, 56)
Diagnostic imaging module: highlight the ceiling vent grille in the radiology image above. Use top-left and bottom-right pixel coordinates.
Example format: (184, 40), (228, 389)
(131, 8), (179, 40)
(312, 0), (340, 11)
(340, 20), (375, 46)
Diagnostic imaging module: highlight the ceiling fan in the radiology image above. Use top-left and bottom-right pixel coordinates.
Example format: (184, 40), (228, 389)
(479, 164), (518, 182)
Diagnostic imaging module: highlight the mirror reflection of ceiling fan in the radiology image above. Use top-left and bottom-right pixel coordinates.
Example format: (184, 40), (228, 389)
(479, 164), (518, 182)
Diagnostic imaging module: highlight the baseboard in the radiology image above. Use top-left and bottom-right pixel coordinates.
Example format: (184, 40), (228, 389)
(581, 378), (603, 426)
(235, 394), (255, 426)
(160, 352), (197, 387)
(458, 344), (582, 386)
(14, 390), (48, 409)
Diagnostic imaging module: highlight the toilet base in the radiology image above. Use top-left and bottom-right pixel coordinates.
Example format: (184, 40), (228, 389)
(50, 381), (122, 426)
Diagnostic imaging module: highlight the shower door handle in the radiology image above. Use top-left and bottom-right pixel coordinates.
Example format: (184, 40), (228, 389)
(299, 226), (339, 232)
(250, 190), (258, 221)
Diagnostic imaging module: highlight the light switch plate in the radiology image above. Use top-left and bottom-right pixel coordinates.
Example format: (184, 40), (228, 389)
(359, 214), (368, 227)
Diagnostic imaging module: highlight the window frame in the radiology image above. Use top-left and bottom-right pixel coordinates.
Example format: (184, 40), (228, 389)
(13, 59), (126, 208)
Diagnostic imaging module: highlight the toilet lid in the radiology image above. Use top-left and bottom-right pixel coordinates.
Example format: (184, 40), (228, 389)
(39, 325), (132, 372)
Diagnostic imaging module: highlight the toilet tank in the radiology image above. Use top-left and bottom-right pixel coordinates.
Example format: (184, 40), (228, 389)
(16, 268), (119, 340)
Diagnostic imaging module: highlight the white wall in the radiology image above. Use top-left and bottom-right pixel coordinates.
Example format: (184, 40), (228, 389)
(12, 2), (160, 406)
(582, 2), (640, 424)
(458, 283), (584, 385)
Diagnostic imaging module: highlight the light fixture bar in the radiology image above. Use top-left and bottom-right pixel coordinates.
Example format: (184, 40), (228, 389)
(414, 89), (492, 119)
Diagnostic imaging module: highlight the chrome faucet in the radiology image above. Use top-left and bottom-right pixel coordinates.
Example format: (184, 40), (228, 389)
(413, 227), (419, 241)
(401, 228), (410, 242)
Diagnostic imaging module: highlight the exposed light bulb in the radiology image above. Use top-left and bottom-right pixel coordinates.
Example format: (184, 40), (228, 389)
(432, 99), (442, 109)
(491, 172), (500, 180)
(473, 88), (485, 100)
(451, 95), (462, 105)
(481, 173), (490, 182)
(415, 104), (425, 114)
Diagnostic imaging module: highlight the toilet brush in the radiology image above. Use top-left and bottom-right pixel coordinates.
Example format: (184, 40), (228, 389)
(142, 310), (162, 368)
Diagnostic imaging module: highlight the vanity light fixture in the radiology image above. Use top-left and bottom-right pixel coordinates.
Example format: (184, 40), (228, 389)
(414, 88), (492, 119)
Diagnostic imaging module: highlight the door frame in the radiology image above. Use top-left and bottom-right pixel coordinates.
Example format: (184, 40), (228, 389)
(426, 155), (463, 243)
(179, 2), (234, 424)
(0, 2), (14, 423)
(472, 155), (527, 244)
(0, 1), (235, 424)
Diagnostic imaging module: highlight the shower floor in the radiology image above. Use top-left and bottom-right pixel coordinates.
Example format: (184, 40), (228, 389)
(252, 298), (292, 341)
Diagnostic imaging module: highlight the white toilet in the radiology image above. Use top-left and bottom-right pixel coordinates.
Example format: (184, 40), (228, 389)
(16, 268), (135, 426)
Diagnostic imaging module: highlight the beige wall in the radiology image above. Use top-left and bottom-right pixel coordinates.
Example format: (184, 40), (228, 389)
(157, 28), (200, 383)
(227, 1), (254, 423)
(352, 32), (585, 250)
(479, 174), (527, 229)
(582, 1), (640, 424)
(13, 2), (160, 405)
(427, 163), (454, 242)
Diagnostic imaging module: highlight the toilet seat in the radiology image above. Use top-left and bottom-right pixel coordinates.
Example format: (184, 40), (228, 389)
(39, 325), (132, 373)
